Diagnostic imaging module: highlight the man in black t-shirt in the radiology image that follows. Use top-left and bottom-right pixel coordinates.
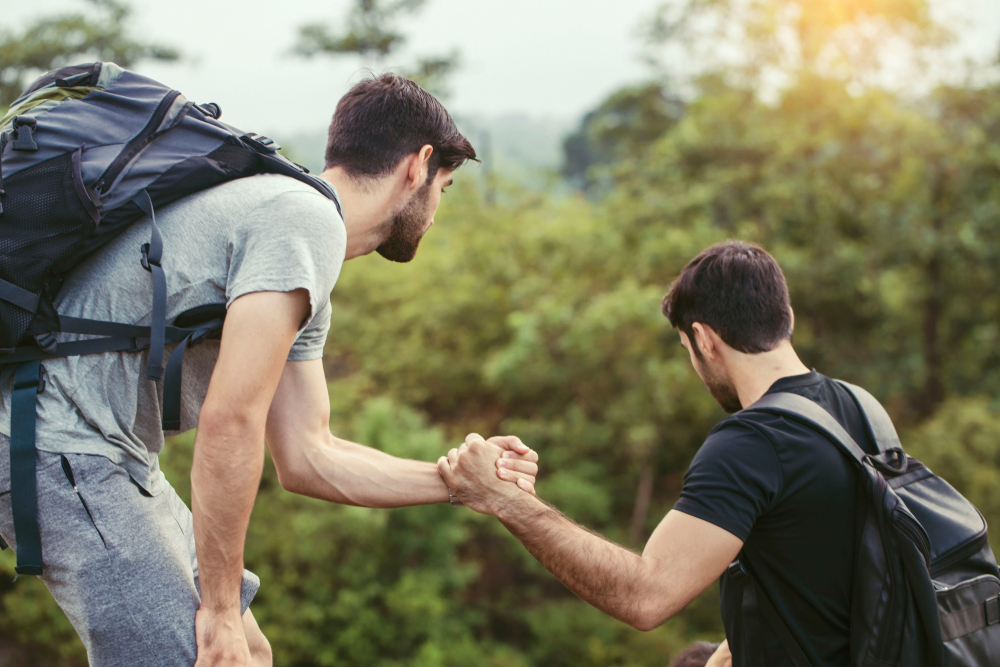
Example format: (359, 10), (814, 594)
(439, 240), (874, 667)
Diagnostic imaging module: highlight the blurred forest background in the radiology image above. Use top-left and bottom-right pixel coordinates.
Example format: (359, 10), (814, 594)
(2, 0), (1000, 665)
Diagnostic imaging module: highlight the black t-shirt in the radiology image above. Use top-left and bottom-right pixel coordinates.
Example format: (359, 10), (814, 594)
(673, 371), (878, 667)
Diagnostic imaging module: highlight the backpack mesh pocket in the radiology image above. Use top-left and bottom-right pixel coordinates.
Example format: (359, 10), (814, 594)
(0, 148), (96, 348)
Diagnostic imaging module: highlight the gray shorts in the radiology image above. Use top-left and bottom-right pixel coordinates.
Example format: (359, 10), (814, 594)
(0, 436), (259, 667)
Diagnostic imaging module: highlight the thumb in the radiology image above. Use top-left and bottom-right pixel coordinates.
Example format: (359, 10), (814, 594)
(437, 456), (457, 487)
(492, 435), (530, 455)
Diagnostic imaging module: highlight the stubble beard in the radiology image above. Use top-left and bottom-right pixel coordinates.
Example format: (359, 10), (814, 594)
(695, 352), (743, 414)
(376, 182), (432, 263)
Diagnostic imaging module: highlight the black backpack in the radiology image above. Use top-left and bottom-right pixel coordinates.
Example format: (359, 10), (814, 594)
(0, 62), (343, 576)
(728, 381), (1000, 666)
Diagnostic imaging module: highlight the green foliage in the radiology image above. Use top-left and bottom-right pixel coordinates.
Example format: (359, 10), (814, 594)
(0, 0), (179, 108)
(562, 83), (685, 193)
(0, 556), (86, 666)
(292, 0), (458, 98)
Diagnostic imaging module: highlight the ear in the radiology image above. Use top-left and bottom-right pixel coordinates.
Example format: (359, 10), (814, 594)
(690, 322), (719, 361)
(405, 144), (434, 192)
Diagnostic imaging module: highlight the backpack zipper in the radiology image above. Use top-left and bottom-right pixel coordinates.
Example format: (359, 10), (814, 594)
(93, 90), (182, 195)
(930, 528), (989, 578)
(872, 506), (930, 662)
(895, 508), (932, 561)
(0, 131), (7, 213)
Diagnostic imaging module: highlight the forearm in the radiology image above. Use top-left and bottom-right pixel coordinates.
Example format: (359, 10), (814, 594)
(191, 416), (265, 612)
(496, 493), (665, 630)
(277, 432), (450, 507)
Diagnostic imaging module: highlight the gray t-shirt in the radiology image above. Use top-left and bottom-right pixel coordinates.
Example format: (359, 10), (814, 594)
(0, 174), (346, 492)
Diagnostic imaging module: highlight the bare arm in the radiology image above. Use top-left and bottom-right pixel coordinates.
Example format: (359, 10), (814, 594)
(265, 358), (540, 507)
(438, 435), (743, 631)
(192, 289), (310, 666)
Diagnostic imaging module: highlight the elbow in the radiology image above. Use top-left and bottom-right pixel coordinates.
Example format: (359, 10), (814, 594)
(272, 447), (310, 495)
(270, 432), (336, 498)
(628, 600), (674, 632)
(629, 616), (661, 633)
(275, 463), (303, 494)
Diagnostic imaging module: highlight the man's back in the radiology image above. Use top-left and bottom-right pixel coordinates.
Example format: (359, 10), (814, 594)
(0, 174), (346, 489)
(675, 370), (879, 666)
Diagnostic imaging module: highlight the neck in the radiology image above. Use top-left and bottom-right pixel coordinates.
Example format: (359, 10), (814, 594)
(727, 341), (811, 408)
(320, 167), (395, 259)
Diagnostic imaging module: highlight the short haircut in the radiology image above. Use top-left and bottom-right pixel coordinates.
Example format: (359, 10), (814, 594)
(669, 642), (720, 667)
(324, 72), (477, 182)
(662, 240), (793, 353)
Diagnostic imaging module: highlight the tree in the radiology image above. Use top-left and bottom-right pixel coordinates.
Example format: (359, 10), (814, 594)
(292, 0), (459, 97)
(562, 83), (685, 193)
(0, 0), (179, 109)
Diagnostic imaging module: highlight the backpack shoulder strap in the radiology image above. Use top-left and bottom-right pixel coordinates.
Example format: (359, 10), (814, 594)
(744, 392), (868, 465)
(834, 380), (900, 454)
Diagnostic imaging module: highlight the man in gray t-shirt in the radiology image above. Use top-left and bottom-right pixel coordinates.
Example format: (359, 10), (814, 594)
(0, 74), (539, 667)
(1, 175), (343, 489)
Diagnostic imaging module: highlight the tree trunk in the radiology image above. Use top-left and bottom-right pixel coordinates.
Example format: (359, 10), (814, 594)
(629, 462), (654, 547)
(916, 170), (947, 414)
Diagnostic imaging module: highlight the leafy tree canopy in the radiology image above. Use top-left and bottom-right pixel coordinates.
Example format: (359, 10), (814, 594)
(292, 0), (459, 97)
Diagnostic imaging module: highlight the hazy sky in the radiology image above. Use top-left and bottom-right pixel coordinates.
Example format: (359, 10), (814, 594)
(7, 0), (1000, 136)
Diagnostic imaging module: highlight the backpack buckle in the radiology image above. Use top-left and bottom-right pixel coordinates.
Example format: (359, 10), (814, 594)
(13, 364), (44, 394)
(33, 332), (57, 355)
(140, 243), (158, 271)
(727, 560), (748, 581)
(242, 133), (280, 154)
(11, 116), (38, 151)
(986, 595), (1000, 626)
(195, 102), (221, 119)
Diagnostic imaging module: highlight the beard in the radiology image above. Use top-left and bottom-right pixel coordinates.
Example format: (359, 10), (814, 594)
(695, 352), (743, 413)
(376, 182), (432, 263)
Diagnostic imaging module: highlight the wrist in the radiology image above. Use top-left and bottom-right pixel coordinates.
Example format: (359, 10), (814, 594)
(198, 602), (243, 618)
(198, 585), (245, 617)
(494, 487), (537, 523)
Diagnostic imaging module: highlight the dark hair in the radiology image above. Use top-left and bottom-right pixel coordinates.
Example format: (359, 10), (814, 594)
(669, 642), (720, 667)
(324, 72), (477, 182)
(662, 240), (792, 353)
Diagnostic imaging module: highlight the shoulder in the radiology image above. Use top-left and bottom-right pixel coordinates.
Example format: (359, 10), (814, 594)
(700, 415), (778, 457)
(690, 416), (784, 477)
(687, 415), (786, 494)
(231, 176), (346, 247)
(181, 175), (341, 221)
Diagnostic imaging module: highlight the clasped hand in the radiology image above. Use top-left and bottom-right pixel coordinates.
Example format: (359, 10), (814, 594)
(438, 433), (538, 514)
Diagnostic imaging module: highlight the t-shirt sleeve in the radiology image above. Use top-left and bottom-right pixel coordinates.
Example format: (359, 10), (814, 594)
(225, 189), (346, 361)
(288, 300), (331, 361)
(673, 420), (784, 542)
